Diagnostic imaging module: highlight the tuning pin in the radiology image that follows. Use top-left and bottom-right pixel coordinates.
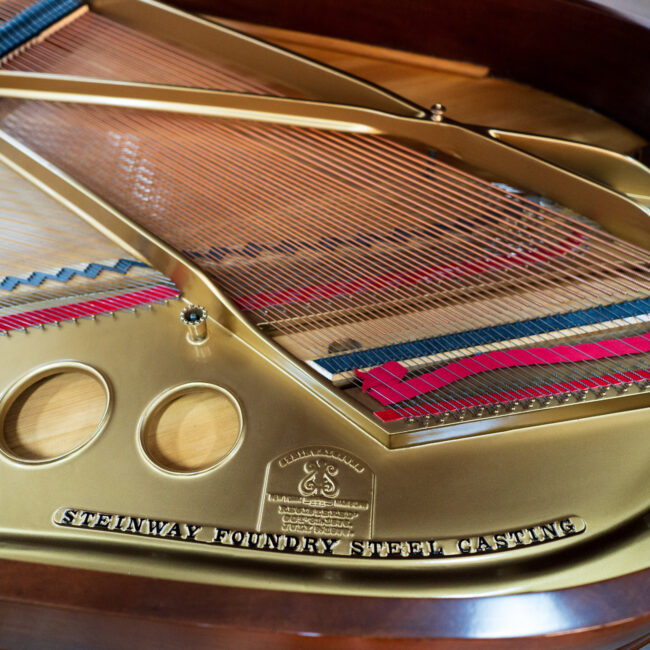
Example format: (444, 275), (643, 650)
(615, 382), (631, 395)
(506, 400), (519, 412)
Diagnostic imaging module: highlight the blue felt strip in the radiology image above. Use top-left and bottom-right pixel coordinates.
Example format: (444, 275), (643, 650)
(315, 297), (650, 374)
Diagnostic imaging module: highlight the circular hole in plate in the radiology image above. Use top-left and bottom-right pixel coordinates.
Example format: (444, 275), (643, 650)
(1, 366), (109, 462)
(141, 384), (242, 474)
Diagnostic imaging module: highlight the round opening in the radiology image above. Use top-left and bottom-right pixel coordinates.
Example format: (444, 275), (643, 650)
(0, 364), (110, 462)
(140, 384), (242, 474)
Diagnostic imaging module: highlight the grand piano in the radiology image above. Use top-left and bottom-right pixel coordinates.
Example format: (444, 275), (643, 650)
(0, 0), (648, 647)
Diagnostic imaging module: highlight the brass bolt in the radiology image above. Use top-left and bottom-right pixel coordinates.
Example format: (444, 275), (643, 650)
(180, 304), (208, 344)
(430, 103), (446, 122)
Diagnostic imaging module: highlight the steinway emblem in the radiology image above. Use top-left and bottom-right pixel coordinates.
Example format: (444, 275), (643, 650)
(298, 460), (340, 499)
(258, 446), (375, 539)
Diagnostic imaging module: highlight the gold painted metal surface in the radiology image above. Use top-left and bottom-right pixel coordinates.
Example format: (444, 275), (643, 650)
(488, 128), (650, 202)
(0, 256), (648, 597)
(0, 0), (647, 604)
(0, 128), (648, 597)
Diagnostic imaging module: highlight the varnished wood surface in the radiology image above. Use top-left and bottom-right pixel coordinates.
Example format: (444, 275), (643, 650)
(143, 389), (241, 472)
(0, 559), (648, 649)
(3, 371), (106, 461)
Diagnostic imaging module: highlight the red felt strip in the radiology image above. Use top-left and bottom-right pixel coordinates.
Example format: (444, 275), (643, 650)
(374, 369), (650, 422)
(358, 333), (650, 406)
(0, 284), (179, 332)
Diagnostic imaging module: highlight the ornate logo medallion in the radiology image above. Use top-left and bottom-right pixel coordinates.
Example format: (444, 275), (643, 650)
(258, 446), (375, 539)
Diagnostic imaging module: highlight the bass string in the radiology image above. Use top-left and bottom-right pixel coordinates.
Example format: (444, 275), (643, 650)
(31, 33), (650, 408)
(2, 104), (644, 404)
(255, 274), (636, 335)
(6, 15), (644, 294)
(343, 127), (648, 262)
(60, 103), (624, 332)
(209, 118), (644, 306)
(78, 13), (283, 95)
(266, 122), (649, 283)
(1, 103), (556, 370)
(1, 94), (644, 374)
(3, 8), (285, 95)
(149, 110), (640, 312)
(97, 104), (641, 308)
(128, 110), (644, 340)
(5, 102), (644, 398)
(144, 117), (576, 312)
(177, 125), (636, 360)
(209, 100), (645, 270)
(2, 8), (644, 410)
(101, 112), (648, 390)
(1, 2), (649, 269)
(4, 4), (644, 276)
(2, 100), (644, 334)
(275, 125), (648, 306)
(3, 98), (644, 356)
(264, 277), (640, 358)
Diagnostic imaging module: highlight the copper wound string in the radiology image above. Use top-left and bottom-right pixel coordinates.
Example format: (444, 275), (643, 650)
(3, 100), (644, 408)
(0, 3), (285, 95)
(0, 6), (648, 418)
